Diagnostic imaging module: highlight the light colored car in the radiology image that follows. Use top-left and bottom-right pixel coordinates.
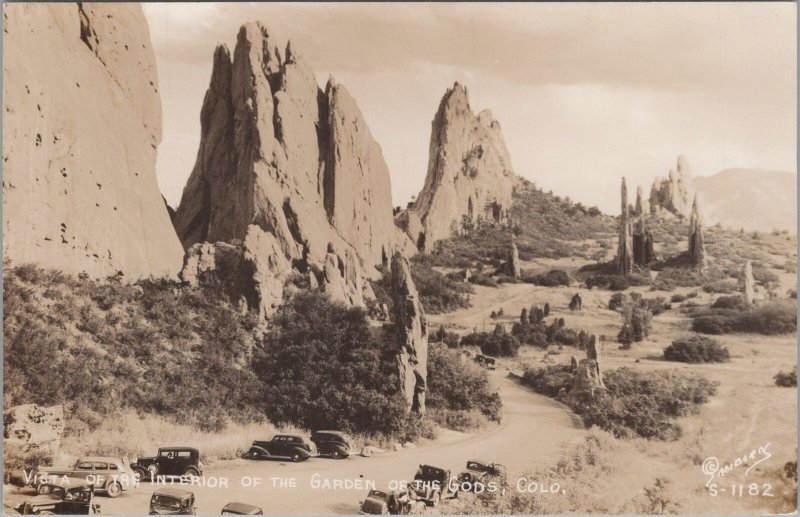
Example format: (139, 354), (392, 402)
(34, 456), (132, 498)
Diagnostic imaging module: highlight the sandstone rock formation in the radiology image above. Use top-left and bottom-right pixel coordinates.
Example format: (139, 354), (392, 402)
(650, 155), (694, 218)
(504, 243), (521, 278)
(179, 225), (291, 319)
(2, 4), (184, 278)
(174, 23), (406, 307)
(743, 260), (756, 305)
(566, 338), (604, 404)
(688, 195), (706, 268)
(616, 178), (634, 275)
(409, 83), (517, 250)
(391, 252), (427, 413)
(632, 214), (655, 267)
(4, 404), (65, 458)
(633, 185), (647, 217)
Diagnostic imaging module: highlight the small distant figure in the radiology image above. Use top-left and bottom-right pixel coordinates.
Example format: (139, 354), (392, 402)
(569, 292), (583, 311)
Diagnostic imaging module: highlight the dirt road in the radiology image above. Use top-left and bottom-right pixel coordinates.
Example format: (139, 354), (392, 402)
(5, 373), (584, 515)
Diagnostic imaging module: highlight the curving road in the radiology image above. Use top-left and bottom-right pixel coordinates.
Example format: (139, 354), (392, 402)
(5, 373), (585, 515)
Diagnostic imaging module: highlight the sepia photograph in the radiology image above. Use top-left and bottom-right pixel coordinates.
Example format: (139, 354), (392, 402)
(2, 2), (797, 515)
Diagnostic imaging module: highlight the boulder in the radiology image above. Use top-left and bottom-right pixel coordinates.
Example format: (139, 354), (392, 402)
(411, 83), (517, 250)
(360, 446), (385, 457)
(391, 252), (428, 413)
(4, 404), (65, 457)
(392, 443), (403, 452)
(2, 4), (184, 278)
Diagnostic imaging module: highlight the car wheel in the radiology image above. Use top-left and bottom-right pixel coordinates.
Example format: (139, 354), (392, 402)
(291, 452), (302, 462)
(147, 464), (159, 478)
(250, 450), (261, 460)
(432, 491), (441, 506)
(105, 481), (122, 498)
(331, 449), (341, 459)
(133, 467), (148, 482)
(183, 467), (199, 478)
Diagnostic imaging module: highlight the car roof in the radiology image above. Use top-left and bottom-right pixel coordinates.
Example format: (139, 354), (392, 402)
(153, 487), (194, 498)
(312, 430), (347, 437)
(467, 459), (488, 465)
(158, 447), (199, 453)
(79, 456), (123, 463)
(275, 434), (305, 439)
(222, 502), (263, 514)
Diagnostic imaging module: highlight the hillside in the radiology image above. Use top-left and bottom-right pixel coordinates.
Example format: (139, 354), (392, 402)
(694, 169), (796, 232)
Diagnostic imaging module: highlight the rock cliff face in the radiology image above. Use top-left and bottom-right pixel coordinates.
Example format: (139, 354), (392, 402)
(650, 155), (693, 218)
(410, 83), (517, 250)
(174, 23), (406, 304)
(2, 3), (183, 278)
(391, 252), (427, 413)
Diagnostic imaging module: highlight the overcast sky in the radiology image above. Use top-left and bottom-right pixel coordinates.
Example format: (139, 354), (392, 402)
(143, 2), (796, 214)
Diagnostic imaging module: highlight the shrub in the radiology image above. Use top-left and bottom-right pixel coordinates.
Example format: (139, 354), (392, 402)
(426, 343), (502, 424)
(409, 261), (473, 314)
(774, 366), (797, 387)
(608, 292), (626, 311)
(525, 269), (571, 287)
(521, 366), (717, 440)
(663, 336), (730, 363)
(711, 295), (744, 309)
(430, 326), (461, 347)
(692, 300), (797, 335)
(461, 331), (521, 357)
(255, 291), (408, 436)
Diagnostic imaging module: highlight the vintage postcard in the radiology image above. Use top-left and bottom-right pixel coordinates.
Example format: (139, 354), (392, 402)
(2, 2), (797, 515)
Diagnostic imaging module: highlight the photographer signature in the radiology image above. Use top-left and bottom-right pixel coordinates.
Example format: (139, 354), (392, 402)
(702, 442), (772, 487)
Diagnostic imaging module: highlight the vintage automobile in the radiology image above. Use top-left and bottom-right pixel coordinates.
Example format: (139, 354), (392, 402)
(16, 478), (101, 515)
(248, 434), (312, 462)
(220, 502), (264, 515)
(409, 464), (452, 506)
(148, 487), (196, 515)
(310, 430), (353, 459)
(33, 456), (131, 497)
(131, 447), (203, 481)
(473, 354), (497, 370)
(456, 459), (507, 491)
(358, 488), (422, 515)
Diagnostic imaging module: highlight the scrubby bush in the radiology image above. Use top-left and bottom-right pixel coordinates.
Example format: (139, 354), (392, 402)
(255, 291), (408, 435)
(774, 366), (797, 387)
(670, 294), (687, 303)
(692, 300), (797, 335)
(430, 326), (461, 347)
(409, 261), (473, 314)
(426, 343), (502, 426)
(461, 331), (521, 357)
(608, 292), (626, 311)
(521, 366), (717, 440)
(663, 336), (730, 363)
(524, 269), (571, 287)
(711, 295), (744, 309)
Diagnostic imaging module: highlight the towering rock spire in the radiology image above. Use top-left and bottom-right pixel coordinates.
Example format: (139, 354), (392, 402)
(616, 178), (634, 275)
(409, 83), (517, 250)
(688, 194), (706, 268)
(174, 22), (409, 307)
(650, 155), (694, 218)
(743, 260), (756, 305)
(634, 185), (646, 216)
(391, 252), (428, 414)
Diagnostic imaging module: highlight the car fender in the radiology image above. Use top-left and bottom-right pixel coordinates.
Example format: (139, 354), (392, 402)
(249, 445), (270, 458)
(291, 447), (311, 459)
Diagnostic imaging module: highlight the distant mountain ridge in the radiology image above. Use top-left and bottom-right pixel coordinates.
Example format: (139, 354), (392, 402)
(693, 169), (796, 233)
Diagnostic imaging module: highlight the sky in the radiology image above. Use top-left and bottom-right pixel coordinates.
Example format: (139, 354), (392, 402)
(143, 2), (797, 214)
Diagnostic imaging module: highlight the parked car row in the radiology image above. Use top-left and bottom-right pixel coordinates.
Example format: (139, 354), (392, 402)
(247, 431), (353, 462)
(358, 459), (507, 514)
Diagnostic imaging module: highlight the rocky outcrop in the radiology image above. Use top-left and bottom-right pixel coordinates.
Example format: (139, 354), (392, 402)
(504, 243), (521, 278)
(633, 185), (647, 217)
(2, 4), (183, 278)
(743, 260), (756, 305)
(616, 178), (634, 275)
(650, 155), (693, 218)
(4, 404), (64, 458)
(409, 83), (517, 250)
(688, 195), (706, 268)
(632, 215), (655, 266)
(179, 225), (291, 319)
(566, 338), (604, 404)
(391, 252), (427, 413)
(174, 23), (405, 308)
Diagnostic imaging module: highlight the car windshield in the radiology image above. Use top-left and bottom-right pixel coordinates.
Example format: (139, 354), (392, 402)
(151, 495), (183, 510)
(467, 461), (485, 470)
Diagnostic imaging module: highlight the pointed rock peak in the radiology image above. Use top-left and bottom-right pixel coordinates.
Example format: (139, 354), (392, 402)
(677, 154), (692, 176)
(620, 177), (629, 214)
(284, 39), (298, 64)
(238, 21), (269, 45)
(325, 74), (338, 91)
(440, 81), (470, 112)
